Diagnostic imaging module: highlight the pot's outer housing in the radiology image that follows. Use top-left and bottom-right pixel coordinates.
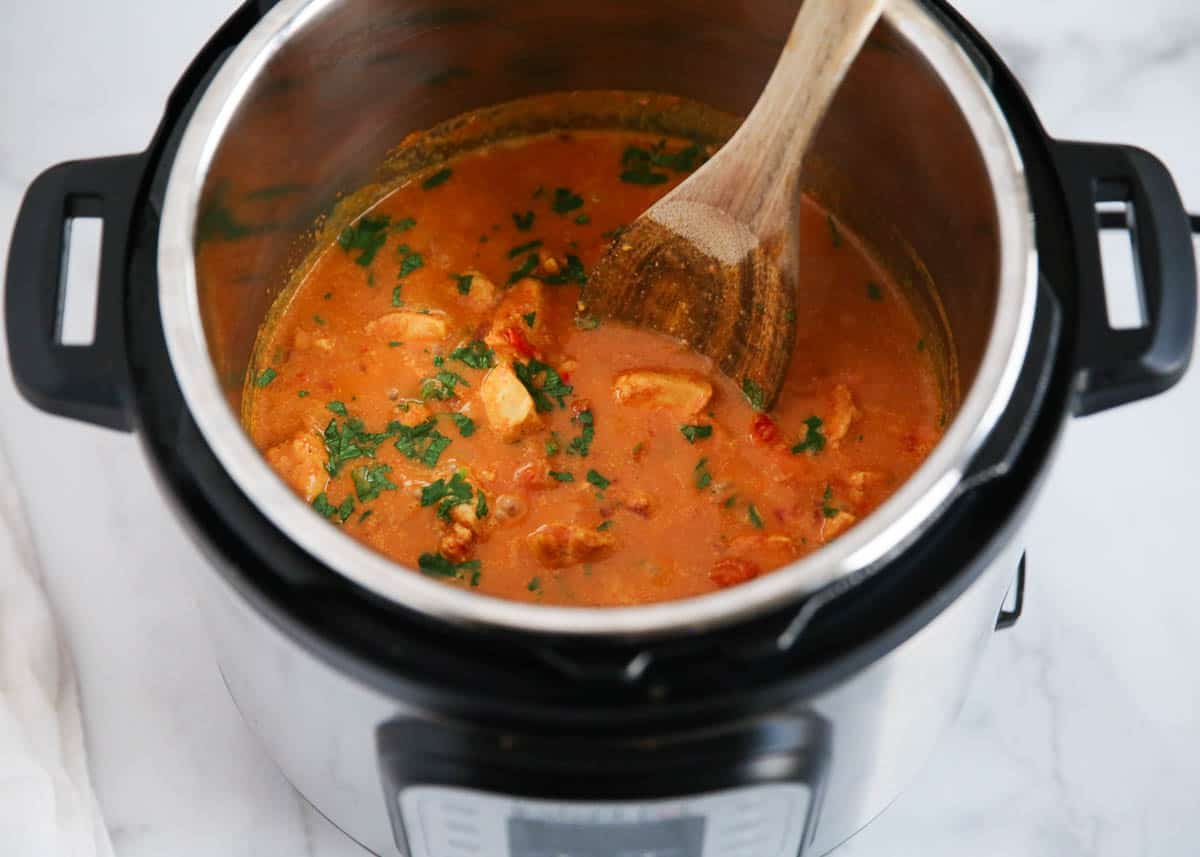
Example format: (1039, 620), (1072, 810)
(4, 0), (1195, 855)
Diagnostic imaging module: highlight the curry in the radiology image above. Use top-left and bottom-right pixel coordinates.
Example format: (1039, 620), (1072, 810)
(245, 112), (945, 606)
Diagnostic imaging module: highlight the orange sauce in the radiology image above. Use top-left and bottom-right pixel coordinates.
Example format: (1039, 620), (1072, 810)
(246, 128), (943, 605)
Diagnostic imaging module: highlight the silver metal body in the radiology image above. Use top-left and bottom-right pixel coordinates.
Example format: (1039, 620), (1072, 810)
(157, 0), (1037, 638)
(150, 1), (1040, 852)
(192, 499), (1024, 856)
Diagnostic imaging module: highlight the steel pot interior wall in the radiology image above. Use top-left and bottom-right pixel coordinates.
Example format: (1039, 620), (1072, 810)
(192, 0), (1000, 412)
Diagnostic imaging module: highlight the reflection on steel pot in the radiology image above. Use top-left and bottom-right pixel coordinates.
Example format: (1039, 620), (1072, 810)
(5, 0), (1195, 855)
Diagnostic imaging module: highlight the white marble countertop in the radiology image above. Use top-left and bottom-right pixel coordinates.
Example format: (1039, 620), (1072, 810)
(1, 1), (1198, 855)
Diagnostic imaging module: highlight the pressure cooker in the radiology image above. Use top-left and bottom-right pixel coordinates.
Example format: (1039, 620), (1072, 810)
(6, 1), (1196, 854)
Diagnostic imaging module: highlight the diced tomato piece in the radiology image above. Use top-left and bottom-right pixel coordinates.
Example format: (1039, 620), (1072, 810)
(751, 413), (779, 444)
(710, 557), (761, 588)
(503, 326), (537, 358)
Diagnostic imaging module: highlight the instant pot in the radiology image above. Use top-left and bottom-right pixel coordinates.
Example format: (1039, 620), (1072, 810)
(7, 1), (1198, 854)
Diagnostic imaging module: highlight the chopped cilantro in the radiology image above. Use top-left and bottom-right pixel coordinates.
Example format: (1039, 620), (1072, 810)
(694, 458), (713, 490)
(506, 253), (540, 285)
(791, 416), (826, 455)
(723, 494), (738, 508)
(351, 463), (397, 501)
(540, 254), (587, 285)
(418, 552), (480, 580)
(397, 245), (424, 279)
(453, 273), (474, 295)
(420, 370), (469, 401)
(574, 213), (591, 225)
(601, 225), (627, 241)
(586, 469), (611, 490)
(619, 140), (704, 185)
(866, 281), (883, 301)
(297, 390), (309, 398)
(575, 313), (601, 330)
(388, 341), (403, 348)
(680, 424), (713, 444)
(551, 187), (583, 214)
(312, 492), (337, 518)
(567, 410), (594, 457)
(392, 216), (416, 232)
(508, 239), (543, 259)
(821, 484), (839, 518)
(322, 415), (392, 476)
(327, 401), (348, 416)
(827, 214), (841, 248)
(313, 314), (326, 326)
(596, 520), (614, 531)
(917, 338), (925, 352)
(742, 378), (766, 411)
(421, 472), (474, 519)
(392, 285), (403, 307)
(748, 504), (764, 529)
(447, 412), (475, 437)
(545, 432), (561, 456)
(254, 367), (277, 388)
(522, 311), (536, 327)
(549, 470), (575, 482)
(421, 168), (452, 190)
(512, 210), (535, 231)
(359, 509), (374, 523)
(513, 359), (573, 412)
(433, 355), (445, 366)
(476, 491), (488, 519)
(338, 215), (390, 266)
(393, 418), (452, 466)
(450, 340), (495, 369)
(527, 576), (542, 592)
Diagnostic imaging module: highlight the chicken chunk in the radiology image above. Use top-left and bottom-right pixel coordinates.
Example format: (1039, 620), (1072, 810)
(710, 557), (761, 588)
(826, 384), (859, 445)
(527, 523), (616, 569)
(612, 370), (713, 416)
(481, 363), (542, 441)
(485, 278), (549, 356)
(266, 431), (328, 502)
(459, 269), (499, 311)
(366, 310), (448, 342)
(820, 510), (857, 543)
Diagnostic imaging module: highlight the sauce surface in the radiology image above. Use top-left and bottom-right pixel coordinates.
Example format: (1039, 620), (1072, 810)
(247, 128), (944, 605)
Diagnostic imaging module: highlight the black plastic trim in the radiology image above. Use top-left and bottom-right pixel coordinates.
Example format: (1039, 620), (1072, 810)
(1054, 141), (1197, 416)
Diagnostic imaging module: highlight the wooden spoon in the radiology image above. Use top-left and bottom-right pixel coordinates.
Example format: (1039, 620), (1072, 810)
(582, 0), (887, 410)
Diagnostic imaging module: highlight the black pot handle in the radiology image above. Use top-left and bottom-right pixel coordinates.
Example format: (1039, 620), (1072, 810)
(5, 154), (144, 431)
(1053, 141), (1197, 416)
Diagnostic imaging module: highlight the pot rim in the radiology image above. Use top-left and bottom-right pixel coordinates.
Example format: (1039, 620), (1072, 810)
(157, 0), (1037, 639)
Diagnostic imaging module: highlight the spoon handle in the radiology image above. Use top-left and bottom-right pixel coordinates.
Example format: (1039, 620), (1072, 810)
(680, 0), (887, 236)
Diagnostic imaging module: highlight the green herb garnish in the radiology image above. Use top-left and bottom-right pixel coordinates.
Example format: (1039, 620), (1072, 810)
(338, 215), (390, 266)
(447, 412), (475, 437)
(506, 253), (540, 285)
(322, 415), (392, 476)
(397, 244), (424, 279)
(549, 470), (575, 482)
(551, 187), (584, 214)
(748, 504), (764, 529)
(680, 424), (713, 444)
(351, 463), (397, 502)
(454, 273), (474, 295)
(575, 313), (601, 331)
(567, 409), (594, 457)
(512, 210), (535, 231)
(522, 311), (536, 327)
(527, 576), (542, 592)
(420, 370), (469, 401)
(450, 340), (495, 370)
(419, 552), (480, 580)
(586, 469), (611, 490)
(326, 401), (348, 416)
(508, 239), (543, 259)
(392, 285), (403, 307)
(421, 168), (452, 190)
(596, 520), (614, 531)
(540, 254), (587, 285)
(742, 378), (766, 412)
(790, 416), (826, 455)
(514, 358), (573, 412)
(694, 458), (713, 490)
(297, 390), (309, 398)
(393, 418), (452, 466)
(545, 432), (561, 457)
(254, 367), (277, 388)
(574, 213), (591, 225)
(392, 216), (416, 232)
(866, 281), (883, 301)
(821, 484), (839, 518)
(421, 472), (474, 520)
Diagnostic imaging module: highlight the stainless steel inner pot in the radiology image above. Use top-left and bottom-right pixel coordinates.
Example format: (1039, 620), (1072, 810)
(157, 0), (1036, 637)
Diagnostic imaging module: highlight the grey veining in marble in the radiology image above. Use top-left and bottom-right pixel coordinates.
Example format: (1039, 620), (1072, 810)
(0, 1), (1197, 855)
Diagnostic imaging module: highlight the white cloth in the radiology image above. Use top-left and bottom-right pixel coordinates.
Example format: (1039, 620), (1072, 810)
(0, 440), (113, 857)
